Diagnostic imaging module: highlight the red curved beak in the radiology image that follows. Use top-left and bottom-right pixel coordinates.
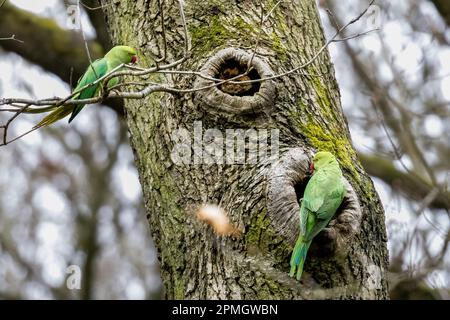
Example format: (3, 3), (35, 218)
(309, 161), (314, 173)
(131, 56), (138, 64)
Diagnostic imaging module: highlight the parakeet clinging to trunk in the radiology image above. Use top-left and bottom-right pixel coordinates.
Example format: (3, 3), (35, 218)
(290, 151), (346, 281)
(34, 45), (138, 128)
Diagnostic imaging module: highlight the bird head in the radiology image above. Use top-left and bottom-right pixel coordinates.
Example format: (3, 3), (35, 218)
(310, 151), (336, 172)
(106, 45), (138, 65)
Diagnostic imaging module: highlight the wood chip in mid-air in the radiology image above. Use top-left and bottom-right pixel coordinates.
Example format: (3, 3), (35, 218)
(196, 205), (240, 237)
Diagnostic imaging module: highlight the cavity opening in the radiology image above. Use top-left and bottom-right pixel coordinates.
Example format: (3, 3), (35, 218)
(215, 59), (261, 96)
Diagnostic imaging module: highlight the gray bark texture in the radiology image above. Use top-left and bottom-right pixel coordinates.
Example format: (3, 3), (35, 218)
(100, 0), (389, 299)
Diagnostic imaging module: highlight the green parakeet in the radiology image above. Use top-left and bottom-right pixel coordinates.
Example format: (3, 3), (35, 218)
(35, 45), (138, 128)
(290, 151), (346, 281)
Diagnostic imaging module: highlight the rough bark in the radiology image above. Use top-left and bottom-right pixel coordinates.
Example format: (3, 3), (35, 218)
(101, 0), (389, 299)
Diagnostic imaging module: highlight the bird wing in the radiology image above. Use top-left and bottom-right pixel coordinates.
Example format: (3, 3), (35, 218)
(301, 167), (346, 240)
(68, 58), (108, 123)
(303, 171), (327, 212)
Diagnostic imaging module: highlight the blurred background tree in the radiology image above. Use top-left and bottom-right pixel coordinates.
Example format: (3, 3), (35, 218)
(319, 0), (450, 299)
(0, 0), (448, 299)
(0, 0), (161, 299)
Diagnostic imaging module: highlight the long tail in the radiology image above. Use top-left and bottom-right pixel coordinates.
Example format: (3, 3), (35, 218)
(34, 104), (74, 129)
(289, 237), (312, 281)
(22, 105), (59, 114)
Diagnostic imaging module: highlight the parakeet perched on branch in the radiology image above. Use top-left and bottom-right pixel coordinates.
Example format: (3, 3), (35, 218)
(290, 151), (346, 281)
(35, 45), (138, 128)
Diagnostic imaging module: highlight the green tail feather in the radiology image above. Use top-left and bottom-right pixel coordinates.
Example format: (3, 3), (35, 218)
(34, 105), (74, 128)
(289, 237), (312, 280)
(23, 105), (59, 114)
(68, 105), (85, 123)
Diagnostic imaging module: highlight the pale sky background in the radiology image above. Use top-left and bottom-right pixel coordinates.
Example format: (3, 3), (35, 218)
(1, 0), (449, 295)
(319, 1), (450, 288)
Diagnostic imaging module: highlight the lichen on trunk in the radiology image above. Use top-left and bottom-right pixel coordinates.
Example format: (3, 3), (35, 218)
(101, 0), (389, 299)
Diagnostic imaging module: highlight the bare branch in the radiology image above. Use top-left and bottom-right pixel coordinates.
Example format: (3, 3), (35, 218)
(0, 0), (375, 146)
(154, 0), (167, 63)
(79, 0), (111, 11)
(0, 34), (23, 43)
(359, 153), (450, 210)
(178, 0), (190, 55)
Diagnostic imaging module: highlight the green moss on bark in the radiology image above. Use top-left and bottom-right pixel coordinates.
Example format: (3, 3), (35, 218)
(245, 210), (291, 269)
(300, 121), (361, 182)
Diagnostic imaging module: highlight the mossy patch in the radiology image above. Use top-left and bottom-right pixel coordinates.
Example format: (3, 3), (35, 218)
(173, 276), (185, 299)
(300, 122), (360, 182)
(189, 15), (256, 54)
(245, 210), (291, 267)
(292, 73), (360, 182)
(312, 77), (332, 114)
(271, 32), (287, 61)
(188, 11), (287, 60)
(189, 16), (229, 54)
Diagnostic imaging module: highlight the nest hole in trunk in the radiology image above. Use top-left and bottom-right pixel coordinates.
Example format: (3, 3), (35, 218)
(293, 174), (311, 204)
(215, 59), (261, 96)
(194, 48), (276, 115)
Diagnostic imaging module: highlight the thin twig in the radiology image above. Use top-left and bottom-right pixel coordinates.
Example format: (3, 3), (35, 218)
(247, 4), (265, 71)
(0, 34), (24, 43)
(372, 99), (410, 173)
(77, 0), (98, 78)
(178, 0), (190, 55)
(79, 0), (111, 11)
(0, 104), (30, 145)
(154, 0), (167, 63)
(331, 29), (379, 42)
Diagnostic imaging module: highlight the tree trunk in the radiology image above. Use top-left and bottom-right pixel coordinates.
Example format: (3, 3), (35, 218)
(100, 0), (389, 299)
